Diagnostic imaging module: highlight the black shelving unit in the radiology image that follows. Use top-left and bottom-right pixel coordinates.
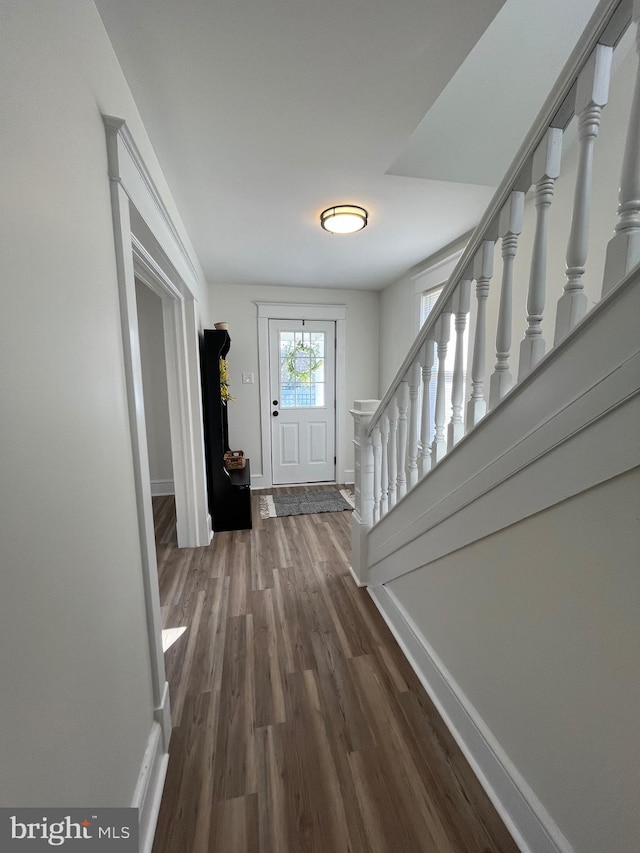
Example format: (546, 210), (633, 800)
(200, 329), (252, 532)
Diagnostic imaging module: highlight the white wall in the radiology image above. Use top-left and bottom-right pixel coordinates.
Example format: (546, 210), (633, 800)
(209, 283), (380, 482)
(0, 0), (205, 807)
(135, 281), (174, 489)
(378, 270), (417, 393)
(387, 467), (640, 853)
(378, 238), (469, 393)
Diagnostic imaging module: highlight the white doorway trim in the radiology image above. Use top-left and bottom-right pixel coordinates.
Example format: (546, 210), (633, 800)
(255, 302), (347, 488)
(103, 116), (211, 768)
(132, 241), (210, 547)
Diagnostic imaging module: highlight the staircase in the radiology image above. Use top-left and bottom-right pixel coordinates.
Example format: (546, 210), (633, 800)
(350, 2), (640, 852)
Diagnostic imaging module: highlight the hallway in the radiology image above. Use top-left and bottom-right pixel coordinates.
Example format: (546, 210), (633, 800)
(151, 492), (518, 853)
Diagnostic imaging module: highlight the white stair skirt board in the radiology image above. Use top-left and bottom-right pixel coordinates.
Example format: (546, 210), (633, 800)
(367, 271), (640, 586)
(151, 479), (175, 496)
(132, 721), (169, 853)
(368, 584), (573, 853)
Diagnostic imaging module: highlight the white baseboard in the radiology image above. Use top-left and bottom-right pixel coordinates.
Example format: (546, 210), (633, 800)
(154, 681), (172, 752)
(250, 471), (268, 489)
(151, 479), (175, 496)
(347, 563), (366, 587)
(132, 721), (169, 853)
(368, 584), (573, 853)
(343, 468), (355, 485)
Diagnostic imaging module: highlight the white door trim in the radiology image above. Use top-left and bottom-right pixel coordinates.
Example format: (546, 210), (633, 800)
(103, 116), (212, 770)
(255, 302), (347, 488)
(132, 245), (209, 547)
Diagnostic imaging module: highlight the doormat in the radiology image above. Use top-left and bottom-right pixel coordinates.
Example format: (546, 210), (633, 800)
(259, 489), (355, 519)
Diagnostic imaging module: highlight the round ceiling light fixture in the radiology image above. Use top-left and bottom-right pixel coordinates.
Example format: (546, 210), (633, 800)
(320, 204), (368, 234)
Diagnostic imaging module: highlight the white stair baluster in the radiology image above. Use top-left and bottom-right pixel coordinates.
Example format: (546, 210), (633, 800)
(396, 380), (409, 500)
(380, 414), (389, 517)
(518, 128), (563, 380)
(603, 1), (640, 295)
(419, 340), (435, 478)
(448, 278), (471, 450)
(387, 397), (399, 510)
(407, 361), (422, 489)
(555, 43), (612, 343)
(490, 191), (524, 408)
(466, 240), (495, 429)
(372, 426), (382, 524)
(431, 310), (452, 465)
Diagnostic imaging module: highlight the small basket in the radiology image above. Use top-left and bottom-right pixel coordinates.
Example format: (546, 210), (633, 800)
(224, 450), (246, 470)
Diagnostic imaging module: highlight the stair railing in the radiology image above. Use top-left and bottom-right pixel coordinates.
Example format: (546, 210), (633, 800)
(351, 0), (640, 583)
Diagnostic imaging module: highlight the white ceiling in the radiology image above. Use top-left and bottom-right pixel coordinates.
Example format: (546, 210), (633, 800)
(389, 0), (602, 186)
(94, 0), (600, 291)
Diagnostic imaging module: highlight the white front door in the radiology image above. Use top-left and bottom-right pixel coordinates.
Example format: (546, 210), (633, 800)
(269, 319), (336, 484)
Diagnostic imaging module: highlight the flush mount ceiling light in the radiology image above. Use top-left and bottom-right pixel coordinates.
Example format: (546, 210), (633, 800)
(320, 204), (368, 234)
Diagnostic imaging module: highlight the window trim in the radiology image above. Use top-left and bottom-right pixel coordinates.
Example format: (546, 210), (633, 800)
(411, 246), (465, 336)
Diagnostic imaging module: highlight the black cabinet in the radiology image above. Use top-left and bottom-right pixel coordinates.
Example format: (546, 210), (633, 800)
(200, 329), (252, 532)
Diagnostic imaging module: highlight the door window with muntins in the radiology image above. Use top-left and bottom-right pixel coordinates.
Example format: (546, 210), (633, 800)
(279, 330), (326, 408)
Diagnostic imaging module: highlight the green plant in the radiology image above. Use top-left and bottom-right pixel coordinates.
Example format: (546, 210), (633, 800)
(219, 357), (235, 404)
(284, 340), (321, 382)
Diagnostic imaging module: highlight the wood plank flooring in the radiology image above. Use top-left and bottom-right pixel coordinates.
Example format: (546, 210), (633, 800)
(151, 489), (519, 853)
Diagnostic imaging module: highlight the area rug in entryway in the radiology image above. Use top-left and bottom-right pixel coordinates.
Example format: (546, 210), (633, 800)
(259, 489), (355, 518)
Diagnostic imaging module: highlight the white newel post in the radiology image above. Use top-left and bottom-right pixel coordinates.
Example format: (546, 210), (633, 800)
(603, 1), (640, 295)
(396, 380), (409, 500)
(380, 413), (390, 518)
(467, 240), (495, 429)
(387, 396), (399, 510)
(518, 127), (563, 380)
(490, 190), (524, 408)
(431, 310), (452, 465)
(350, 400), (380, 586)
(407, 361), (422, 490)
(555, 43), (612, 343)
(419, 339), (435, 477)
(448, 278), (471, 450)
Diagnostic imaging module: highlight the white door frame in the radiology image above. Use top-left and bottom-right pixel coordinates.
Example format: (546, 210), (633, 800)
(132, 240), (210, 546)
(103, 116), (212, 754)
(255, 302), (347, 488)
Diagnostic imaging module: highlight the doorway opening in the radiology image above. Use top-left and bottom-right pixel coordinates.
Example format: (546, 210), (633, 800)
(256, 302), (347, 489)
(269, 319), (336, 485)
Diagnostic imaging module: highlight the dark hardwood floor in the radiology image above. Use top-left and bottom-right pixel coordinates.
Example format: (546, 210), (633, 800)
(151, 489), (519, 853)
